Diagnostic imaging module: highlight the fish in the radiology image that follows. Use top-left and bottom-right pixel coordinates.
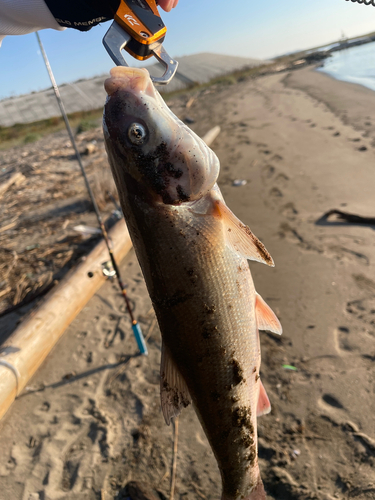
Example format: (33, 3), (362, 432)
(103, 66), (282, 500)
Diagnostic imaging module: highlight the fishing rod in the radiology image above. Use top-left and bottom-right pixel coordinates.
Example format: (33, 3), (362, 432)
(35, 32), (148, 356)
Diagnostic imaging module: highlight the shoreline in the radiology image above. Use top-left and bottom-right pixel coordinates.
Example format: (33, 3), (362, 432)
(284, 64), (375, 141)
(317, 65), (375, 93)
(313, 38), (375, 94)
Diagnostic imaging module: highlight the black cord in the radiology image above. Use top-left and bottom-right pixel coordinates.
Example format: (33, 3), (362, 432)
(346, 0), (375, 6)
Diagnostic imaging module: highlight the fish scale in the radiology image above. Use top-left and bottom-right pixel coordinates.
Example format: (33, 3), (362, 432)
(103, 66), (282, 500)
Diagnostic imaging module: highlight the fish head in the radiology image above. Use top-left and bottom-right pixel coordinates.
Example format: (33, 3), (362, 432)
(103, 67), (220, 205)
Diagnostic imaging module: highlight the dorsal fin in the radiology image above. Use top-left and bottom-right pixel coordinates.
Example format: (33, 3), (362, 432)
(257, 379), (271, 417)
(255, 293), (282, 335)
(160, 343), (191, 425)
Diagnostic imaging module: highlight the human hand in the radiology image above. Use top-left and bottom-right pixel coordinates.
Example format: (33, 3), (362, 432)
(42, 0), (179, 33)
(0, 0), (180, 45)
(158, 0), (179, 12)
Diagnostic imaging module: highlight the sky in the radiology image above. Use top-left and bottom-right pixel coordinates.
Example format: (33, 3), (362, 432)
(1, 0), (375, 99)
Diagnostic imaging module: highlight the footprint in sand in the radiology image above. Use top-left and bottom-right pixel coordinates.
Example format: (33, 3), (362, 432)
(227, 151), (243, 165)
(236, 134), (251, 145)
(262, 164), (275, 179)
(262, 165), (289, 201)
(61, 396), (122, 492)
(346, 296), (375, 330)
(106, 320), (128, 349)
(269, 187), (283, 198)
(321, 394), (345, 410)
(327, 246), (370, 266)
(279, 222), (370, 266)
(2, 455), (17, 473)
(281, 202), (298, 220)
(352, 274), (375, 295)
(271, 154), (283, 162)
(333, 326), (358, 354)
(275, 172), (290, 186)
(278, 222), (320, 252)
(318, 393), (346, 417)
(279, 222), (367, 269)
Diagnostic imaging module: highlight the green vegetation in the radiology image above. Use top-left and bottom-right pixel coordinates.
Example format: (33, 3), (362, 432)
(161, 62), (267, 102)
(76, 118), (100, 134)
(0, 108), (103, 150)
(23, 132), (42, 143)
(161, 58), (295, 102)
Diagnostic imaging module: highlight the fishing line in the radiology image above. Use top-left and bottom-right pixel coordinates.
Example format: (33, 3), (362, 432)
(35, 32), (148, 355)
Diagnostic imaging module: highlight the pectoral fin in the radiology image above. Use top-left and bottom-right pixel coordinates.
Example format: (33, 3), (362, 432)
(215, 201), (274, 267)
(160, 343), (191, 425)
(189, 184), (275, 267)
(189, 186), (274, 266)
(257, 379), (271, 417)
(255, 293), (282, 335)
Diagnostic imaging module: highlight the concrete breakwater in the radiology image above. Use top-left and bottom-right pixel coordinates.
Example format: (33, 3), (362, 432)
(0, 53), (265, 127)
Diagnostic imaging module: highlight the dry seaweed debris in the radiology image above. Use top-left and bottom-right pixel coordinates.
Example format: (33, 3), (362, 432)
(0, 127), (119, 318)
(1, 238), (79, 316)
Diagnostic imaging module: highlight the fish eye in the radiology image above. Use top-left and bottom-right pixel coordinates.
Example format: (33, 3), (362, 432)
(128, 123), (147, 145)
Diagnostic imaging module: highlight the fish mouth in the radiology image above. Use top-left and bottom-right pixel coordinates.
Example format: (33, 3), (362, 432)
(104, 67), (156, 98)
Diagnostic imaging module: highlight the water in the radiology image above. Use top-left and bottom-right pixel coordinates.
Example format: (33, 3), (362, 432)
(317, 41), (375, 92)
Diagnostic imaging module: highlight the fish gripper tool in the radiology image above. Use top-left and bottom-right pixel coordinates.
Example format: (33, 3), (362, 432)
(103, 0), (178, 85)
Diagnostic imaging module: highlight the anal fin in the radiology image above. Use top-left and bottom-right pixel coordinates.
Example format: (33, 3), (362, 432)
(255, 293), (282, 335)
(160, 342), (191, 425)
(257, 379), (271, 417)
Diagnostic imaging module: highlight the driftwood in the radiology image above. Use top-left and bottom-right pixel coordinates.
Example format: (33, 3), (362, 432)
(0, 126), (221, 422)
(0, 219), (132, 420)
(318, 209), (375, 225)
(0, 172), (25, 198)
(202, 126), (221, 148)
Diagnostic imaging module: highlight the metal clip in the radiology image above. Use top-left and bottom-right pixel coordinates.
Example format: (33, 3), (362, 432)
(103, 21), (178, 85)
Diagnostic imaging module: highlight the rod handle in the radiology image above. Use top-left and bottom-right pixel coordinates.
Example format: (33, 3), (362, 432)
(132, 322), (148, 355)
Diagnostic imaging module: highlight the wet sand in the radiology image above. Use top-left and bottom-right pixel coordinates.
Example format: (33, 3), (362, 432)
(1, 65), (375, 500)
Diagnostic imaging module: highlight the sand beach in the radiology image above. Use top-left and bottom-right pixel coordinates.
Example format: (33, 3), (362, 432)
(0, 64), (374, 500)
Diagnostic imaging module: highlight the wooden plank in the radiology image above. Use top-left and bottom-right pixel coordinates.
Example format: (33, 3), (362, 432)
(0, 219), (132, 421)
